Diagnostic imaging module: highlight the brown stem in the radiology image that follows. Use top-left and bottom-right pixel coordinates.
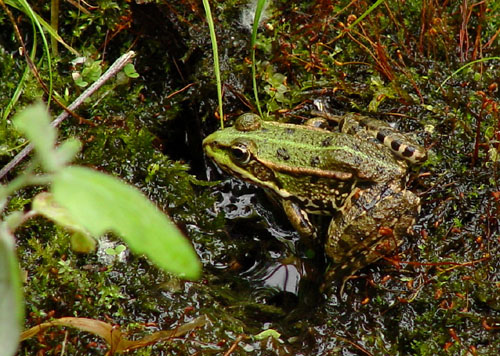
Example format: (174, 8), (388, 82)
(51, 0), (60, 56)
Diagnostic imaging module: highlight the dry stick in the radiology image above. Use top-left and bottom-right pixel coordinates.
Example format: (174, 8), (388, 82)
(0, 51), (136, 180)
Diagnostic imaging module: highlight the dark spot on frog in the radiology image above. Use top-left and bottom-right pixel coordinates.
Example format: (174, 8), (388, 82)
(391, 140), (401, 152)
(285, 128), (295, 135)
(277, 147), (290, 161)
(376, 132), (386, 143)
(335, 238), (352, 252)
(402, 145), (415, 157)
(310, 156), (321, 167)
(322, 137), (333, 147)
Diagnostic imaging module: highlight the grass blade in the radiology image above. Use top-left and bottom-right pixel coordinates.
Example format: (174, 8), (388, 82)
(251, 0), (268, 117)
(201, 0), (224, 127)
(14, 0), (54, 104)
(6, 0), (79, 55)
(437, 56), (500, 91)
(347, 0), (385, 29)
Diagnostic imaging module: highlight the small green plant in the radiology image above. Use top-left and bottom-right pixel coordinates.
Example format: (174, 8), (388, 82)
(263, 70), (291, 111)
(72, 59), (103, 87)
(0, 103), (201, 356)
(105, 244), (127, 256)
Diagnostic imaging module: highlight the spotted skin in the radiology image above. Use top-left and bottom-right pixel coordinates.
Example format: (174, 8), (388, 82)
(311, 110), (428, 164)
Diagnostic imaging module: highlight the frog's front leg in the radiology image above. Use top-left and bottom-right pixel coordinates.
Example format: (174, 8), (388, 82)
(281, 199), (317, 239)
(325, 183), (420, 279)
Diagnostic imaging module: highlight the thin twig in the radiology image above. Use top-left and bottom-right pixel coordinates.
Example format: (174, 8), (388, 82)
(223, 334), (245, 356)
(331, 334), (374, 356)
(0, 51), (136, 180)
(166, 82), (196, 100)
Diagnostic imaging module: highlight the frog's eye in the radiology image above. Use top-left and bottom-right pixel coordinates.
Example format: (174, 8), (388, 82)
(230, 141), (251, 165)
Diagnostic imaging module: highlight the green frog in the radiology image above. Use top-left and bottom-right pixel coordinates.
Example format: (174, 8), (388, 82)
(203, 112), (426, 282)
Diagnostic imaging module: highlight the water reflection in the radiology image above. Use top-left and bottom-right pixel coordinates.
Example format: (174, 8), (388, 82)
(261, 261), (302, 294)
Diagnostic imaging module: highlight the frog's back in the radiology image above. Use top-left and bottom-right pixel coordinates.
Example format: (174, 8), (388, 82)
(256, 121), (405, 182)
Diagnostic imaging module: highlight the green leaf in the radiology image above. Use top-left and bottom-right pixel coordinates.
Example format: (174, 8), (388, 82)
(0, 229), (24, 356)
(74, 75), (88, 88)
(123, 63), (139, 78)
(254, 329), (282, 341)
(268, 73), (286, 87)
(13, 102), (58, 172)
(105, 244), (126, 256)
(51, 166), (201, 279)
(4, 212), (25, 232)
(32, 192), (96, 253)
(81, 60), (103, 82)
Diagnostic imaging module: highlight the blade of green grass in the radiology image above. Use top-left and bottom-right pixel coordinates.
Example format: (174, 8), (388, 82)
(347, 0), (385, 29)
(201, 0), (224, 128)
(6, 0), (79, 55)
(251, 0), (268, 117)
(2, 21), (37, 121)
(437, 57), (500, 91)
(50, 0), (59, 56)
(16, 0), (54, 105)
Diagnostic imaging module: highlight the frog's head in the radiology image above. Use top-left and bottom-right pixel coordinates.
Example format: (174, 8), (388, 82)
(203, 113), (290, 196)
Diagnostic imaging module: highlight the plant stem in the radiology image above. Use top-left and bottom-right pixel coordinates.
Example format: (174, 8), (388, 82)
(0, 51), (136, 180)
(50, 0), (59, 56)
(201, 0), (224, 127)
(251, 0), (267, 117)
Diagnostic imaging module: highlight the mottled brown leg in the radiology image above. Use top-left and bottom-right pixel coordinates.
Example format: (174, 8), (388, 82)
(325, 184), (420, 279)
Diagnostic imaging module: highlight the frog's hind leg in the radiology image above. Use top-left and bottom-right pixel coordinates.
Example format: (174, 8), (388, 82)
(324, 185), (420, 283)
